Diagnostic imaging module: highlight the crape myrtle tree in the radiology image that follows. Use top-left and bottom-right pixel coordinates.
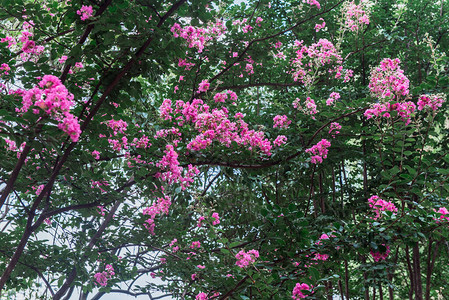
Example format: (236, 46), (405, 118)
(0, 0), (448, 299)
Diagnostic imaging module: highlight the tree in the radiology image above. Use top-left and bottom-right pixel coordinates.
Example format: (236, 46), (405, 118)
(0, 0), (448, 299)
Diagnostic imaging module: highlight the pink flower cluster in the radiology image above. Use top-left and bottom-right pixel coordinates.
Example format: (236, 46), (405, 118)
(0, 63), (10, 76)
(368, 195), (397, 220)
(132, 134), (151, 149)
(107, 119), (128, 135)
(58, 56), (68, 64)
(154, 127), (181, 140)
(326, 92), (340, 106)
(394, 101), (416, 124)
(91, 180), (109, 193)
(315, 18), (326, 32)
(4, 139), (17, 151)
(211, 212), (220, 225)
(171, 20), (226, 53)
(77, 5), (93, 21)
(94, 264), (115, 287)
(273, 115), (291, 129)
(232, 19), (254, 33)
(328, 122), (341, 136)
(370, 245), (390, 262)
(190, 241), (201, 249)
(293, 97), (317, 115)
(312, 253), (329, 261)
(292, 283), (312, 299)
(196, 292), (209, 300)
(142, 195), (172, 235)
(155, 145), (199, 189)
(417, 94), (445, 111)
(161, 99), (275, 155)
(178, 58), (195, 70)
(0, 36), (15, 48)
(364, 103), (389, 119)
(21, 31), (44, 56)
(364, 101), (416, 125)
(1, 30), (42, 62)
(19, 75), (81, 142)
(341, 0), (371, 32)
(369, 58), (409, 100)
(192, 109), (273, 155)
(197, 216), (206, 227)
(434, 207), (449, 222)
(305, 139), (331, 164)
(315, 233), (331, 245)
(235, 249), (259, 268)
(292, 39), (343, 86)
(304, 0), (321, 9)
(273, 135), (287, 147)
(213, 90), (238, 103)
(197, 212), (220, 227)
(198, 80), (210, 92)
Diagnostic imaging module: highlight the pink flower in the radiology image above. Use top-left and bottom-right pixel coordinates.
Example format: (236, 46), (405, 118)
(77, 5), (93, 21)
(292, 283), (312, 299)
(92, 150), (100, 159)
(312, 253), (329, 261)
(39, 75), (62, 90)
(190, 241), (201, 249)
(273, 115), (291, 129)
(197, 216), (205, 227)
(326, 92), (340, 106)
(0, 36), (15, 48)
(211, 212), (220, 225)
(314, 18), (326, 32)
(417, 94), (445, 112)
(0, 63), (10, 75)
(171, 21), (226, 53)
(142, 195), (172, 235)
(22, 40), (36, 53)
(93, 264), (115, 287)
(214, 92), (228, 103)
(159, 99), (173, 121)
(273, 135), (287, 147)
(364, 103), (389, 120)
(197, 265), (205, 269)
(342, 1), (371, 32)
(58, 56), (68, 64)
(293, 97), (318, 115)
(169, 238), (177, 247)
(305, 139), (331, 164)
(107, 119), (128, 135)
(196, 292), (208, 300)
(435, 207), (449, 222)
(368, 195), (397, 220)
(370, 245), (390, 262)
(235, 249), (259, 268)
(58, 113), (81, 142)
(305, 0), (320, 9)
(198, 80), (210, 92)
(328, 122), (341, 136)
(369, 58), (409, 100)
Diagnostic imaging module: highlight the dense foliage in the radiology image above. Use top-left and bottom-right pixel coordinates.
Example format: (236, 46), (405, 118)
(0, 0), (448, 299)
